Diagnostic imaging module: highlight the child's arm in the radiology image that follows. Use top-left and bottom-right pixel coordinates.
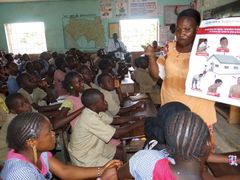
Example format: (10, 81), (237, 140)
(112, 115), (144, 126)
(32, 103), (60, 113)
(112, 118), (144, 139)
(117, 162), (134, 180)
(52, 107), (84, 130)
(118, 101), (145, 115)
(49, 157), (122, 180)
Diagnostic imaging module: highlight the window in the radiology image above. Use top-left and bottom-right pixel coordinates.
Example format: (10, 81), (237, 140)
(224, 66), (229, 69)
(215, 64), (219, 67)
(234, 66), (238, 70)
(120, 19), (159, 51)
(4, 22), (47, 54)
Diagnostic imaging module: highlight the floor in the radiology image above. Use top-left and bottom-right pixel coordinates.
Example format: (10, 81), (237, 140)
(214, 112), (240, 153)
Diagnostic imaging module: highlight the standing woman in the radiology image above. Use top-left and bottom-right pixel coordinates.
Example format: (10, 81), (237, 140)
(146, 9), (216, 145)
(0, 112), (121, 180)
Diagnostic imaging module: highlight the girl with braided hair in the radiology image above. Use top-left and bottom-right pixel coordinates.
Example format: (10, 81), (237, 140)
(0, 112), (122, 180)
(118, 109), (240, 180)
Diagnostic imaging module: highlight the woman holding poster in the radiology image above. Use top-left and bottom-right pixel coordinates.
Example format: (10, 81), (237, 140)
(146, 8), (217, 145)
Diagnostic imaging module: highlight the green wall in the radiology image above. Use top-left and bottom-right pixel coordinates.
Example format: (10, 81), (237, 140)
(0, 0), (191, 53)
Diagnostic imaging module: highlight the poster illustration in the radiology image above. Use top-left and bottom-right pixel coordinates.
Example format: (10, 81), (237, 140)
(185, 17), (240, 107)
(99, 0), (112, 19)
(128, 0), (158, 17)
(116, 0), (128, 18)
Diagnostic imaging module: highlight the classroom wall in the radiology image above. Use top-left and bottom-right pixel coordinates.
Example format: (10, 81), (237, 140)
(0, 0), (191, 53)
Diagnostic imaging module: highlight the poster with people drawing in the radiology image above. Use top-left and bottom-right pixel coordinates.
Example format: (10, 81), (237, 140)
(185, 17), (240, 107)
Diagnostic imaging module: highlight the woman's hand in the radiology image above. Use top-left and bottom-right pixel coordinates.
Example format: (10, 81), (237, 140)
(144, 45), (155, 58)
(103, 160), (123, 171)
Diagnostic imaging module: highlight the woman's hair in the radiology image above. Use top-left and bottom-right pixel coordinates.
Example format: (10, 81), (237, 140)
(164, 111), (210, 159)
(62, 71), (81, 92)
(177, 8), (201, 26)
(7, 112), (46, 152)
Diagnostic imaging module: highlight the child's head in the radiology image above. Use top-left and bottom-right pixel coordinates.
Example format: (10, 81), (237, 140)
(165, 111), (210, 160)
(16, 73), (37, 90)
(6, 62), (18, 76)
(65, 55), (78, 70)
(62, 71), (84, 93)
(7, 112), (55, 153)
(144, 101), (190, 147)
(25, 62), (35, 74)
(78, 65), (94, 84)
(81, 88), (108, 113)
(134, 56), (148, 69)
(98, 59), (113, 73)
(220, 37), (228, 48)
(214, 79), (222, 86)
(5, 93), (32, 114)
(55, 57), (67, 72)
(98, 73), (115, 91)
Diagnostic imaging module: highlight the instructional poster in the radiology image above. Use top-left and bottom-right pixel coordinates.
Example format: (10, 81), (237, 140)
(185, 17), (240, 107)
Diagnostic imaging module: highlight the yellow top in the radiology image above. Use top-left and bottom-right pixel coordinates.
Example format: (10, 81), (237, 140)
(157, 42), (217, 126)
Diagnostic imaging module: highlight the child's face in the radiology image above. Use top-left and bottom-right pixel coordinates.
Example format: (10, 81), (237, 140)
(101, 75), (115, 91)
(96, 93), (108, 112)
(70, 75), (84, 93)
(23, 75), (37, 89)
(13, 96), (32, 114)
(36, 119), (56, 152)
(81, 68), (94, 83)
(8, 63), (19, 75)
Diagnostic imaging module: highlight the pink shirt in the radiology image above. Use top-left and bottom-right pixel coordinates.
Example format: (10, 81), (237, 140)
(60, 95), (84, 127)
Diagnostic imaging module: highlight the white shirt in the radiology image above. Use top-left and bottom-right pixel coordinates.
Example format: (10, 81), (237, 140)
(107, 39), (126, 60)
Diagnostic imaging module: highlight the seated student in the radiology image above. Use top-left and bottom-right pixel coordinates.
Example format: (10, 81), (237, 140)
(68, 89), (144, 167)
(6, 62), (20, 94)
(94, 58), (114, 85)
(65, 55), (79, 71)
(98, 73), (144, 117)
(54, 71), (84, 128)
(132, 56), (160, 105)
(17, 73), (59, 113)
(0, 112), (122, 180)
(118, 110), (240, 180)
(0, 93), (32, 165)
(78, 65), (99, 90)
(53, 57), (68, 97)
(0, 93), (8, 128)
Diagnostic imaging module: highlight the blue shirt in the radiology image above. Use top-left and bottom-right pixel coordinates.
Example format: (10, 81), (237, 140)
(7, 75), (19, 94)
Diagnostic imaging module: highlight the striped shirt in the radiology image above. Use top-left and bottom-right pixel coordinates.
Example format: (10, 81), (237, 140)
(129, 149), (175, 180)
(0, 150), (52, 180)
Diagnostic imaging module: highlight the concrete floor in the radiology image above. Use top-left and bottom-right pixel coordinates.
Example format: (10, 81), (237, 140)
(214, 113), (240, 153)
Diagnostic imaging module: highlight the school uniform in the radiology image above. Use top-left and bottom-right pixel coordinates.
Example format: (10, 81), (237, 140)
(68, 108), (116, 167)
(0, 113), (16, 164)
(99, 88), (120, 116)
(18, 87), (47, 106)
(83, 82), (99, 90)
(133, 68), (160, 104)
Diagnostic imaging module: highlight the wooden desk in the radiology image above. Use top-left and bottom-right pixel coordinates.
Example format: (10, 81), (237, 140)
(124, 98), (157, 136)
(124, 98), (157, 118)
(207, 152), (240, 177)
(215, 103), (240, 124)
